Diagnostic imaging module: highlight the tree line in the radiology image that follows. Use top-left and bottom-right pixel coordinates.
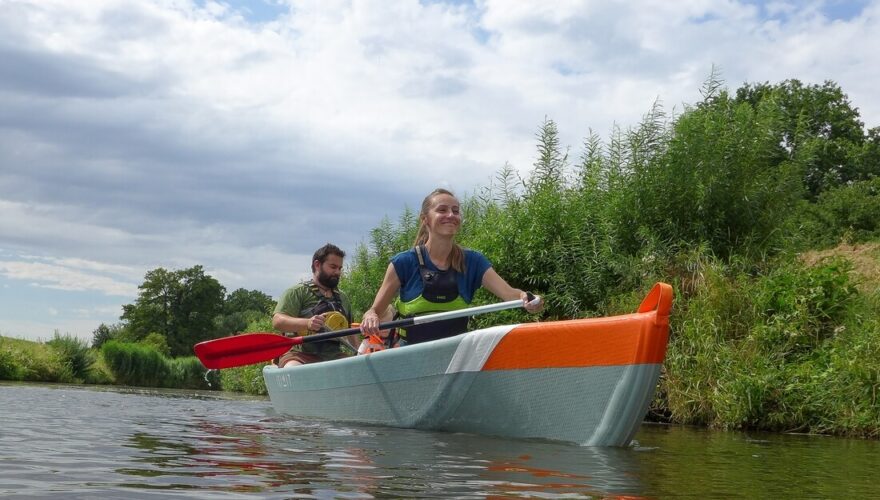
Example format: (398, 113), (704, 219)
(92, 266), (274, 357)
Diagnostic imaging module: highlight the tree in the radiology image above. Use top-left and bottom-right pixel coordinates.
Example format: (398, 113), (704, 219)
(91, 322), (127, 349)
(91, 323), (113, 349)
(224, 288), (274, 315)
(213, 288), (276, 335)
(735, 79), (868, 198)
(141, 332), (171, 357)
(120, 265), (226, 357)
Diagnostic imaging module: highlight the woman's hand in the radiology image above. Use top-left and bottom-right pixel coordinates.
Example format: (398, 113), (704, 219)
(360, 309), (381, 336)
(521, 291), (544, 314)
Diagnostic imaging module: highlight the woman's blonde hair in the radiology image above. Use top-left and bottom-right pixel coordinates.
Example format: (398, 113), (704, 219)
(413, 188), (465, 273)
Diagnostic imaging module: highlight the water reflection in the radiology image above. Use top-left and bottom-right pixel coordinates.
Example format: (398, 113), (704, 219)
(3, 383), (878, 499)
(116, 409), (646, 498)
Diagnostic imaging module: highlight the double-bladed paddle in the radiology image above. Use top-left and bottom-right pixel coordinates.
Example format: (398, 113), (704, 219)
(194, 298), (533, 369)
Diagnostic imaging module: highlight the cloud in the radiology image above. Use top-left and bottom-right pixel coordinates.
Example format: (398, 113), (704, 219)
(1, 0), (879, 341)
(0, 255), (138, 297)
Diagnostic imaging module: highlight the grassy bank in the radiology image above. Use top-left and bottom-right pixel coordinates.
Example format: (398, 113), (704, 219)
(0, 335), (214, 390)
(657, 242), (879, 437)
(0, 334), (113, 385)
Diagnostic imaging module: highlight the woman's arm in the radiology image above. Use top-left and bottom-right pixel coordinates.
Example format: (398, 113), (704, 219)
(481, 268), (543, 313)
(360, 263), (401, 335)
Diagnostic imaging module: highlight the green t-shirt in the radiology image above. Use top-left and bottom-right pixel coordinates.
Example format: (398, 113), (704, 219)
(274, 281), (352, 355)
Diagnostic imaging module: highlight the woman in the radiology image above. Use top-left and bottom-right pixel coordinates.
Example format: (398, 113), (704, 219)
(359, 188), (543, 345)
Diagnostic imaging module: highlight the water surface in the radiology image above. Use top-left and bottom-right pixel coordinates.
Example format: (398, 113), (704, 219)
(1, 382), (877, 498)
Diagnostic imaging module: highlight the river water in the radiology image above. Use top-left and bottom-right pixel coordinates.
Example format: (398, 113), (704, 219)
(1, 382), (877, 499)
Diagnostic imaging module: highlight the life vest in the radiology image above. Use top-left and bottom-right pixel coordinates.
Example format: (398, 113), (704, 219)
(300, 280), (351, 327)
(299, 281), (351, 353)
(395, 245), (469, 344)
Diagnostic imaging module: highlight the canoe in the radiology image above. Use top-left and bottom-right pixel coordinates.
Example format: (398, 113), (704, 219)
(262, 282), (672, 447)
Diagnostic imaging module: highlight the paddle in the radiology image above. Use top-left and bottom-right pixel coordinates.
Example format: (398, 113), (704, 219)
(194, 298), (533, 369)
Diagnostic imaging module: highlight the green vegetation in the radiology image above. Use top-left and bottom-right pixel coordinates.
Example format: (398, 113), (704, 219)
(217, 317), (274, 395)
(343, 75), (880, 438)
(2, 75), (878, 437)
(85, 267), (274, 357)
(100, 340), (215, 390)
(0, 333), (113, 384)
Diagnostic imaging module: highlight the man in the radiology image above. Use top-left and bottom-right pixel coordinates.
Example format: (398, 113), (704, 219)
(272, 243), (357, 367)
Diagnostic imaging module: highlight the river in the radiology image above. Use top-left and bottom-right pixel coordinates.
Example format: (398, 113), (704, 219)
(1, 382), (877, 498)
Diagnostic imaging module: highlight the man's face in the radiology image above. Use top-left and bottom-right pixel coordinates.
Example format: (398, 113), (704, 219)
(314, 254), (343, 288)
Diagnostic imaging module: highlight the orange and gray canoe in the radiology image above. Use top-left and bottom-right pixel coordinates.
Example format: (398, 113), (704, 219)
(263, 282), (672, 447)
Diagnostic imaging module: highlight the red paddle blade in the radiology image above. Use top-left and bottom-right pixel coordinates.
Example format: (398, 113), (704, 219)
(194, 332), (295, 369)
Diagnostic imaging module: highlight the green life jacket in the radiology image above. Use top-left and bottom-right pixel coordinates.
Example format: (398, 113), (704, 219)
(395, 245), (469, 344)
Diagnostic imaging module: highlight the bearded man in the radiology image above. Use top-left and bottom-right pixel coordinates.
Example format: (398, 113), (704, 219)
(272, 243), (357, 366)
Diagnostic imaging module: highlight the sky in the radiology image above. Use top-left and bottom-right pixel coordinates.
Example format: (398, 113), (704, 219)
(1, 0), (879, 343)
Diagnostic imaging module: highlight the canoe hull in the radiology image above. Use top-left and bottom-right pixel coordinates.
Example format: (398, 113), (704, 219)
(263, 282), (672, 447)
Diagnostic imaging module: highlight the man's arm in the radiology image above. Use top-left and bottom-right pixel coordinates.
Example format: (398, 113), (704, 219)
(272, 286), (329, 335)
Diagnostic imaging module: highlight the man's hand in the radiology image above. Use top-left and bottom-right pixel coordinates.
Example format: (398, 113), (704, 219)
(307, 313), (326, 332)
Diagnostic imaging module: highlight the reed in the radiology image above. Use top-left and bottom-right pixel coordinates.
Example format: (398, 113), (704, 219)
(101, 340), (211, 389)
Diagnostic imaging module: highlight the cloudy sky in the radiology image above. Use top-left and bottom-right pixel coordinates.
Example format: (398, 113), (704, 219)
(1, 0), (878, 343)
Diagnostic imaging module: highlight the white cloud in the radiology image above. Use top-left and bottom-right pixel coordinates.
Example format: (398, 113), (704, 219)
(0, 258), (137, 297)
(1, 0), (879, 341)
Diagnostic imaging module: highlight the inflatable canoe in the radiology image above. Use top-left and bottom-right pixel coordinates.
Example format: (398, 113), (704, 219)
(261, 282), (672, 446)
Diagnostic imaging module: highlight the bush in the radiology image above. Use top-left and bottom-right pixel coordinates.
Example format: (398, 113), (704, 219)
(168, 356), (216, 390)
(748, 258), (857, 358)
(101, 340), (169, 387)
(219, 363), (267, 395)
(47, 333), (96, 383)
(215, 315), (277, 395)
(141, 332), (171, 357)
(0, 336), (76, 383)
(101, 340), (214, 390)
(0, 347), (22, 380)
(800, 178), (880, 246)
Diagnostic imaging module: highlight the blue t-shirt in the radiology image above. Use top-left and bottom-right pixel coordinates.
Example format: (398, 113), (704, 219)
(391, 247), (492, 303)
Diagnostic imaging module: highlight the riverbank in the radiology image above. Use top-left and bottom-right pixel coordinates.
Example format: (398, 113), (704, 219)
(658, 241), (879, 437)
(3, 242), (878, 437)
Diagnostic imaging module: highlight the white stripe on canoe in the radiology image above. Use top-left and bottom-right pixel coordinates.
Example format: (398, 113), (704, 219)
(445, 324), (518, 374)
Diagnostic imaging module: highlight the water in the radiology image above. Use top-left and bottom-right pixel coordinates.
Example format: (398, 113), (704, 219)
(1, 382), (877, 498)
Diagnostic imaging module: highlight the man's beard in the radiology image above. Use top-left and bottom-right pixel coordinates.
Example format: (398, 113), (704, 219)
(317, 269), (339, 289)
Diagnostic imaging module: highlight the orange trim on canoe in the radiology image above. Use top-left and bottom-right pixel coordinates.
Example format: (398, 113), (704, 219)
(482, 283), (672, 371)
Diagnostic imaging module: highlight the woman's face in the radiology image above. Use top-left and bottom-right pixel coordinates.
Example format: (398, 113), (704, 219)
(424, 193), (461, 236)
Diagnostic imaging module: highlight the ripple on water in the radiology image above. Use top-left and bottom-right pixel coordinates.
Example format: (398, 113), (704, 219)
(3, 382), (879, 498)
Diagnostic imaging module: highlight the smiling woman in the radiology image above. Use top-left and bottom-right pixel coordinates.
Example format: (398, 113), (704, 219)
(359, 188), (543, 346)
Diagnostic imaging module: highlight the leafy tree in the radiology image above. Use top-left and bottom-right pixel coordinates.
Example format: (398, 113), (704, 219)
(141, 332), (171, 357)
(224, 288), (275, 315)
(120, 265), (226, 357)
(91, 322), (128, 349)
(735, 79), (870, 198)
(213, 288), (276, 335)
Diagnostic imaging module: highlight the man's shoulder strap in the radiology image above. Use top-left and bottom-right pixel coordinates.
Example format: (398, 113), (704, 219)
(306, 279), (344, 303)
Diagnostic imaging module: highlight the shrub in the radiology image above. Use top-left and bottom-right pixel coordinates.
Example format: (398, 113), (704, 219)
(47, 333), (96, 383)
(800, 178), (880, 246)
(101, 340), (170, 387)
